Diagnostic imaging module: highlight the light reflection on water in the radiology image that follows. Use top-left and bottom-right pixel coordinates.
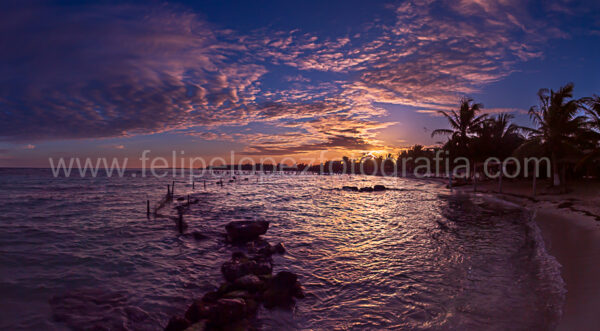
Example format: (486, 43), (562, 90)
(0, 169), (564, 330)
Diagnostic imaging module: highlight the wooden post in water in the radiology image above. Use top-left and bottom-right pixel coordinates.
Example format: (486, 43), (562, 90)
(147, 200), (150, 218)
(498, 168), (503, 193)
(167, 184), (170, 196)
(187, 194), (190, 205)
(473, 164), (477, 192)
(171, 181), (175, 197)
(192, 180), (195, 190)
(178, 212), (184, 234)
(532, 174), (537, 197)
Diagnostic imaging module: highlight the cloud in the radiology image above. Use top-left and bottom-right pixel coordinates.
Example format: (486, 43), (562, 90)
(259, 0), (561, 111)
(0, 0), (588, 155)
(0, 3), (266, 141)
(417, 107), (527, 115)
(283, 75), (310, 83)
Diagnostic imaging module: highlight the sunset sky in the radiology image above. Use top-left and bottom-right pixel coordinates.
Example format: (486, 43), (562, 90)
(1, 0), (599, 167)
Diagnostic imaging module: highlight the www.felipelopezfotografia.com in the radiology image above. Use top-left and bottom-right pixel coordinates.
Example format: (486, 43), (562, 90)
(47, 150), (552, 181)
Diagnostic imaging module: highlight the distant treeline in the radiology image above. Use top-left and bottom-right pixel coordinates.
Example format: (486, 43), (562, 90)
(205, 83), (599, 192)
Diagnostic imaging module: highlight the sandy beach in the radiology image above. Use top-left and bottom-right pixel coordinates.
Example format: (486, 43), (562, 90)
(449, 178), (600, 330)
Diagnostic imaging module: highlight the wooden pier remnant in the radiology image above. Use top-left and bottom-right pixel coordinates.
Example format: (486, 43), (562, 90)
(147, 200), (150, 217)
(177, 210), (184, 234)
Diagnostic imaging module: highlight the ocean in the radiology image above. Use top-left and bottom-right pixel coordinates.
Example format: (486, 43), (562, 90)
(0, 168), (565, 330)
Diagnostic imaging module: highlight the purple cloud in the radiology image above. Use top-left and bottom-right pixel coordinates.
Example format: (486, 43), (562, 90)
(0, 0), (589, 155)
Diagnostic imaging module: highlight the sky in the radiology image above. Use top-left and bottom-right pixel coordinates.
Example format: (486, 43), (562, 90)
(1, 0), (599, 167)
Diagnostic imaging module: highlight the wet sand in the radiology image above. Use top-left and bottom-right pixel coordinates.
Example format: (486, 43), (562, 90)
(443, 178), (600, 330)
(534, 206), (600, 330)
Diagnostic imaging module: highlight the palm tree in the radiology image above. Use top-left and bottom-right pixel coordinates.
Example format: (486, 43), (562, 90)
(576, 95), (600, 167)
(582, 95), (600, 132)
(473, 114), (524, 160)
(431, 97), (487, 158)
(520, 83), (588, 188)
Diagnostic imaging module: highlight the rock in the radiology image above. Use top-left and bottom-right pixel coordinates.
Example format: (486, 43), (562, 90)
(192, 231), (207, 240)
(262, 271), (299, 309)
(222, 251), (274, 282)
(201, 291), (220, 303)
(176, 197), (185, 201)
(208, 298), (247, 326)
(229, 179), (235, 183)
(271, 242), (286, 255)
(184, 300), (212, 323)
(244, 299), (259, 315)
(225, 221), (269, 242)
(234, 274), (263, 292)
(231, 251), (247, 260)
(250, 257), (273, 276)
(221, 253), (273, 282)
(219, 318), (252, 331)
(222, 259), (253, 282)
(342, 186), (359, 191)
(243, 178), (249, 181)
(222, 290), (253, 300)
(373, 185), (386, 191)
(246, 239), (271, 255)
(359, 187), (373, 192)
(184, 321), (207, 331)
(292, 281), (305, 299)
(164, 316), (190, 331)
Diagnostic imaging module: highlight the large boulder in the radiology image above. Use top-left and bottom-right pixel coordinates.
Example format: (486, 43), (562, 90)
(262, 271), (301, 309)
(246, 239), (286, 256)
(225, 221), (269, 242)
(246, 239), (272, 256)
(342, 186), (359, 191)
(207, 298), (247, 326)
(222, 259), (253, 282)
(221, 253), (273, 282)
(233, 274), (263, 292)
(359, 187), (373, 192)
(251, 258), (273, 276)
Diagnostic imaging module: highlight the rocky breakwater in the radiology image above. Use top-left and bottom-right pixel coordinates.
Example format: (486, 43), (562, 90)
(342, 184), (387, 192)
(165, 220), (304, 331)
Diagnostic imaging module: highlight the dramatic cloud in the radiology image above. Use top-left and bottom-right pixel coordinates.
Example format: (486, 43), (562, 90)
(0, 0), (592, 155)
(0, 3), (265, 141)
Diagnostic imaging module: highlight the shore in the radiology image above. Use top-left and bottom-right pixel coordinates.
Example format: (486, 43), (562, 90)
(447, 178), (600, 330)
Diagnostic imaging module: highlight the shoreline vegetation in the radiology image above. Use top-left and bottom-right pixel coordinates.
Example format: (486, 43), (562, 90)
(206, 83), (600, 196)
